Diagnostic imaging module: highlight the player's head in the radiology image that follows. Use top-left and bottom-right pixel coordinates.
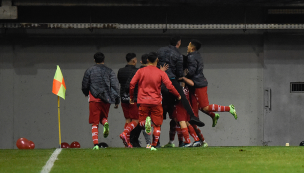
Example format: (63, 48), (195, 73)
(141, 53), (148, 65)
(94, 52), (105, 63)
(147, 52), (158, 64)
(170, 36), (181, 48)
(187, 39), (202, 53)
(126, 53), (137, 64)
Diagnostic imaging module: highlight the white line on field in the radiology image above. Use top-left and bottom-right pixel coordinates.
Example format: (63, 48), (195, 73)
(40, 148), (62, 173)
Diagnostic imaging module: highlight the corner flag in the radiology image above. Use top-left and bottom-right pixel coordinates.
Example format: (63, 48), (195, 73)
(52, 65), (66, 100)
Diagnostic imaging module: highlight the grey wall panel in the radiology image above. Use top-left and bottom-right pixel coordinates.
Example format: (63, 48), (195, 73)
(0, 33), (264, 148)
(264, 33), (304, 146)
(0, 45), (15, 149)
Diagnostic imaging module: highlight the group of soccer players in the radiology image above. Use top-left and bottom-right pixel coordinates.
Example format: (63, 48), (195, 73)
(82, 36), (238, 151)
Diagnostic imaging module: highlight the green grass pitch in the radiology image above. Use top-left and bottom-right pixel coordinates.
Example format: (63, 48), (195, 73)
(1, 147), (304, 173)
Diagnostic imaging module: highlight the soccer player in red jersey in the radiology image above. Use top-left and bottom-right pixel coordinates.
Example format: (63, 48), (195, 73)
(129, 52), (181, 151)
(185, 39), (238, 127)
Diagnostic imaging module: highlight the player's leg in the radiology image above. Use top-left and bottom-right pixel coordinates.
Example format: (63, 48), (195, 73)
(186, 122), (201, 147)
(171, 79), (204, 127)
(179, 121), (192, 147)
(100, 102), (110, 138)
(89, 102), (102, 150)
(163, 119), (176, 148)
(150, 105), (163, 151)
(203, 104), (237, 120)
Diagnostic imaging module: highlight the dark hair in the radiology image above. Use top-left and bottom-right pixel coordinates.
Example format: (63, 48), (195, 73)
(170, 36), (181, 46)
(190, 39), (202, 51)
(147, 52), (158, 63)
(94, 52), (105, 63)
(141, 54), (148, 64)
(126, 53), (136, 62)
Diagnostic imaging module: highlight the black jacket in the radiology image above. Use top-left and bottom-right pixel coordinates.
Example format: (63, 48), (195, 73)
(117, 65), (138, 103)
(157, 45), (184, 79)
(82, 64), (120, 104)
(186, 51), (208, 88)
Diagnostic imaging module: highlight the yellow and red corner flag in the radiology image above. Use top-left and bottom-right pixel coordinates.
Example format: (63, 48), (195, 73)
(52, 65), (66, 100)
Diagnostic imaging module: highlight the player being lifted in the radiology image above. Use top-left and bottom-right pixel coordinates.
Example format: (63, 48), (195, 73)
(129, 52), (181, 151)
(184, 39), (238, 127)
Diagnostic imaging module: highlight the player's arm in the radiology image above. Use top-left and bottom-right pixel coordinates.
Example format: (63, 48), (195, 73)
(180, 76), (194, 86)
(161, 71), (181, 100)
(110, 70), (120, 108)
(186, 55), (197, 78)
(81, 69), (90, 96)
(129, 70), (141, 104)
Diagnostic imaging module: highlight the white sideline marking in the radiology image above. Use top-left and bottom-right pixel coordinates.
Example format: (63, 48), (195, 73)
(41, 148), (62, 173)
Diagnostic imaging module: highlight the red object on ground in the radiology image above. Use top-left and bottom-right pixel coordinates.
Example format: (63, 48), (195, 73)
(61, 142), (70, 148)
(29, 141), (35, 149)
(70, 141), (80, 148)
(16, 138), (31, 149)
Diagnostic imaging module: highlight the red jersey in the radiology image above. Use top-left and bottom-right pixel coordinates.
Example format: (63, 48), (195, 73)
(129, 65), (180, 105)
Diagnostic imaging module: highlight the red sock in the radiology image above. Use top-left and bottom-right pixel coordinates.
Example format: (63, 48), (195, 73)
(187, 125), (200, 141)
(192, 125), (205, 141)
(124, 121), (138, 143)
(176, 125), (183, 142)
(152, 126), (161, 146)
(101, 118), (108, 125)
(181, 128), (191, 144)
(169, 120), (176, 141)
(92, 125), (99, 145)
(208, 104), (230, 112)
(124, 123), (128, 131)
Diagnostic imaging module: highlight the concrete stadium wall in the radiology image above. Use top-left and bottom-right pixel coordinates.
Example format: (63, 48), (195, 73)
(0, 29), (264, 148)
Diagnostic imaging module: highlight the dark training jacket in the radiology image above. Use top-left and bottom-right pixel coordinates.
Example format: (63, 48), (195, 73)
(82, 64), (120, 104)
(157, 45), (184, 79)
(186, 51), (208, 88)
(117, 65), (138, 103)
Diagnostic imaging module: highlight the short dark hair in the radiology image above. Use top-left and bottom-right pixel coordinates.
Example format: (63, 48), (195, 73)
(126, 53), (136, 62)
(190, 39), (202, 51)
(147, 52), (158, 63)
(170, 36), (181, 46)
(94, 52), (105, 63)
(141, 54), (148, 64)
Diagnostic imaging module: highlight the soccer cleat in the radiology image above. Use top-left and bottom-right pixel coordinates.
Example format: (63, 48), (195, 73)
(183, 142), (193, 147)
(120, 132), (128, 147)
(189, 116), (205, 127)
(145, 116), (152, 134)
(127, 143), (133, 148)
(151, 147), (157, 151)
(103, 122), (109, 138)
(92, 145), (99, 150)
(179, 141), (185, 147)
(229, 104), (238, 120)
(146, 144), (152, 149)
(163, 142), (175, 148)
(192, 141), (202, 147)
(212, 113), (220, 127)
(202, 141), (208, 148)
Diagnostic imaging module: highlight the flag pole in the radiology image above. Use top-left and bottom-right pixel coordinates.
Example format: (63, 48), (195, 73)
(58, 96), (62, 148)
